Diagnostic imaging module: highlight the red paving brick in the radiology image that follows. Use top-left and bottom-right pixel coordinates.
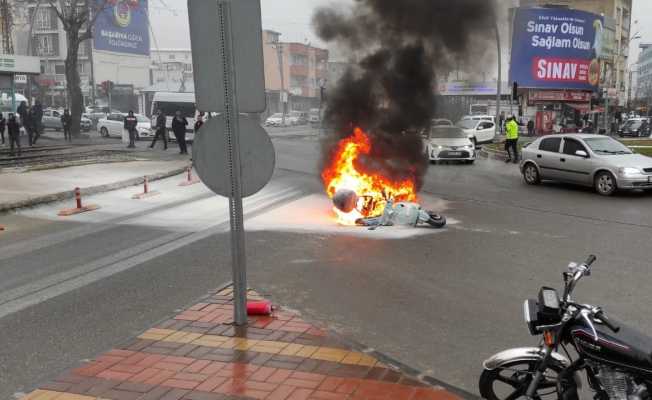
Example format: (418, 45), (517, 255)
(26, 289), (463, 400)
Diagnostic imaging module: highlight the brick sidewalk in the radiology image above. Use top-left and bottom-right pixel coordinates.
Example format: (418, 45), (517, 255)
(22, 287), (463, 400)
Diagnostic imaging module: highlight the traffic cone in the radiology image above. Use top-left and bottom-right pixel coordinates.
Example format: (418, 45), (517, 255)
(58, 187), (100, 216)
(179, 165), (200, 186)
(132, 176), (160, 199)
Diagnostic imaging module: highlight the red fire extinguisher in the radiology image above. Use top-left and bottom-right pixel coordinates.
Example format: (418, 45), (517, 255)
(246, 300), (274, 316)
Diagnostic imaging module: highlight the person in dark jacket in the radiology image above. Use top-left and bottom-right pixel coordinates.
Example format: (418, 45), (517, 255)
(33, 100), (44, 141)
(17, 101), (33, 146)
(172, 110), (188, 154)
(7, 113), (21, 156)
(0, 112), (6, 145)
(27, 107), (38, 145)
(527, 119), (535, 136)
(150, 109), (168, 150)
(124, 110), (138, 148)
(194, 112), (204, 133)
(61, 109), (72, 142)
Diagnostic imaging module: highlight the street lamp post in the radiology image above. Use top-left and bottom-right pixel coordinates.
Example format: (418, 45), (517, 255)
(493, 0), (501, 134)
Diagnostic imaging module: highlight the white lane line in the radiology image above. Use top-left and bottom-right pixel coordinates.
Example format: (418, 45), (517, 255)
(0, 189), (304, 320)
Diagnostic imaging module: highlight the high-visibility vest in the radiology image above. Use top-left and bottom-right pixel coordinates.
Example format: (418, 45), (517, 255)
(506, 120), (519, 140)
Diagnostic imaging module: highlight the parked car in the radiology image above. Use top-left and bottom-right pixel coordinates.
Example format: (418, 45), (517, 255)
(43, 109), (92, 132)
(289, 111), (307, 125)
(98, 113), (153, 139)
(520, 134), (652, 196)
(425, 126), (475, 164)
(618, 118), (651, 138)
(432, 118), (454, 127)
(265, 113), (291, 127)
(457, 118), (496, 145)
(461, 114), (496, 124)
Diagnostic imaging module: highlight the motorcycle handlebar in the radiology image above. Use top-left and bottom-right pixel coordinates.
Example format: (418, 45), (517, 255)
(595, 310), (620, 333)
(584, 254), (597, 267)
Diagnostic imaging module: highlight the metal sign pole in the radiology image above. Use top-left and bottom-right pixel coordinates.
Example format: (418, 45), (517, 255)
(218, 1), (247, 326)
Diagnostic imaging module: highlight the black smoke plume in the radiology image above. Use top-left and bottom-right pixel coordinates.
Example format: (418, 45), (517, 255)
(314, 0), (495, 191)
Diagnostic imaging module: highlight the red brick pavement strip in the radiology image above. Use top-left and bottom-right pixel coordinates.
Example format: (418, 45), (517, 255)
(25, 289), (464, 400)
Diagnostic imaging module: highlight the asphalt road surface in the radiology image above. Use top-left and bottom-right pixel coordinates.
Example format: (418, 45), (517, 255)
(3, 131), (652, 399)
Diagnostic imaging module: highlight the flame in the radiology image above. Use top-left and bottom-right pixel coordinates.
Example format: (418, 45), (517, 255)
(322, 127), (417, 225)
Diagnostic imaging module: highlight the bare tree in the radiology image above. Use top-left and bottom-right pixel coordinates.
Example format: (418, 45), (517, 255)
(47, 0), (106, 136)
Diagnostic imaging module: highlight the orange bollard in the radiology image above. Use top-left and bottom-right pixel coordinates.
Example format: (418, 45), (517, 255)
(58, 187), (100, 216)
(179, 165), (200, 186)
(132, 175), (160, 199)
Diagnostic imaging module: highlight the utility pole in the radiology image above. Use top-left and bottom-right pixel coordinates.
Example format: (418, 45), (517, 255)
(275, 42), (286, 126)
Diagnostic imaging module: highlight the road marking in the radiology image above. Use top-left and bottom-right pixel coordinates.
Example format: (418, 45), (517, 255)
(0, 189), (303, 320)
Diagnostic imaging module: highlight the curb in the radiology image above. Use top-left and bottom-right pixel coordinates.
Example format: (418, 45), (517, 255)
(121, 283), (479, 400)
(478, 148), (508, 162)
(0, 166), (187, 214)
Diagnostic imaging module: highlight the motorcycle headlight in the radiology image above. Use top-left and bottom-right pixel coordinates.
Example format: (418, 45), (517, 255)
(618, 167), (641, 177)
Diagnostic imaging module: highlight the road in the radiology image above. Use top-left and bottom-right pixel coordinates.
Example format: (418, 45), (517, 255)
(3, 129), (652, 398)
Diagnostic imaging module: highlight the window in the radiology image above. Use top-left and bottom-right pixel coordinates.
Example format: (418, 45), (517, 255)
(563, 139), (587, 156)
(539, 137), (561, 153)
(55, 63), (65, 74)
(478, 122), (494, 130)
(35, 34), (58, 57)
(34, 8), (55, 30)
(291, 54), (308, 66)
(169, 54), (176, 60)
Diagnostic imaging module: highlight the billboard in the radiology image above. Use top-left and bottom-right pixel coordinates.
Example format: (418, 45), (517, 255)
(94, 0), (150, 56)
(510, 7), (604, 91)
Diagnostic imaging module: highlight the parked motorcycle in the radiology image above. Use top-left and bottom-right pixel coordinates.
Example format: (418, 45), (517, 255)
(480, 255), (652, 400)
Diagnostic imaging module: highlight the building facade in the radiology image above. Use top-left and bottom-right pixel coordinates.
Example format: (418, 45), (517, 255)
(635, 44), (652, 112)
(150, 48), (193, 92)
(4, 0), (151, 112)
(262, 30), (328, 116)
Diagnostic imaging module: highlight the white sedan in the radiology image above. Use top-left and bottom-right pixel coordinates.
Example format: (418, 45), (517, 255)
(457, 119), (496, 145)
(425, 126), (476, 164)
(98, 113), (153, 139)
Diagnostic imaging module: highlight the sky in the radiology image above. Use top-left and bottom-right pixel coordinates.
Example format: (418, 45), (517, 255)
(149, 0), (652, 66)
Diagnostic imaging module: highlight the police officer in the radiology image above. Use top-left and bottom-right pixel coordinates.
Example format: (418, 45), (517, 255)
(61, 109), (72, 142)
(0, 112), (6, 145)
(150, 109), (168, 150)
(505, 116), (519, 164)
(7, 113), (21, 156)
(172, 110), (188, 155)
(124, 110), (138, 148)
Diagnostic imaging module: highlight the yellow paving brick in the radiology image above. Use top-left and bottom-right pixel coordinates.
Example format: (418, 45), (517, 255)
(311, 351), (345, 362)
(147, 328), (176, 336)
(232, 338), (258, 351)
(294, 345), (318, 358)
(55, 394), (96, 400)
(250, 344), (282, 354)
(278, 343), (305, 356)
(357, 354), (379, 366)
(20, 390), (63, 400)
(341, 352), (363, 365)
(255, 340), (289, 350)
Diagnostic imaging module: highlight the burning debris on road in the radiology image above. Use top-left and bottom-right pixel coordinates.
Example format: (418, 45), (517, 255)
(314, 0), (494, 227)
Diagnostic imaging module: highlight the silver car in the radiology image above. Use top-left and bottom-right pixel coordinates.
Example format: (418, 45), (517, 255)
(425, 126), (476, 164)
(520, 134), (652, 196)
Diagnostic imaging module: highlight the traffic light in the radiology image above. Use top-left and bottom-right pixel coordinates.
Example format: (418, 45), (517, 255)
(100, 80), (114, 95)
(512, 81), (518, 101)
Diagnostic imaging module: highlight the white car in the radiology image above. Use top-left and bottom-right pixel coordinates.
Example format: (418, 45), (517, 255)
(265, 113), (291, 127)
(461, 114), (496, 124)
(457, 119), (496, 145)
(98, 113), (153, 138)
(432, 118), (454, 127)
(425, 126), (476, 164)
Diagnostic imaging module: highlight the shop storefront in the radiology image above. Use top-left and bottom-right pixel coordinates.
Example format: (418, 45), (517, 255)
(0, 55), (41, 113)
(526, 90), (594, 134)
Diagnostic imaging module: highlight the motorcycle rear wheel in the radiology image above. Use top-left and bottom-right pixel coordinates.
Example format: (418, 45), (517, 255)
(426, 212), (446, 228)
(479, 360), (565, 400)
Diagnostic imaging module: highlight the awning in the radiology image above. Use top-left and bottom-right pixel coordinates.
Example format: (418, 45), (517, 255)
(566, 103), (591, 112)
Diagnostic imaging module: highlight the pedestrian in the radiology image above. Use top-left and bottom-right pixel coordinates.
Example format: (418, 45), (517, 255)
(61, 109), (72, 142)
(194, 112), (204, 133)
(7, 113), (21, 156)
(28, 106), (38, 145)
(17, 101), (31, 146)
(0, 112), (6, 145)
(499, 113), (505, 134)
(33, 100), (44, 142)
(150, 109), (168, 150)
(172, 110), (188, 155)
(124, 110), (138, 149)
(505, 116), (519, 164)
(527, 119), (535, 136)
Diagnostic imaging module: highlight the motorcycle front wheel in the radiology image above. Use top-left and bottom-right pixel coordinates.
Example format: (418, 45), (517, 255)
(479, 360), (564, 400)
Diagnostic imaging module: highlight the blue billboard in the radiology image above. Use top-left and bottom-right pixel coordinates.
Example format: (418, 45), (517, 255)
(509, 7), (604, 91)
(94, 0), (150, 56)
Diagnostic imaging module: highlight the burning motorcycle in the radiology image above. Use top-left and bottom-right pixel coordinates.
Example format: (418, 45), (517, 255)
(480, 255), (652, 400)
